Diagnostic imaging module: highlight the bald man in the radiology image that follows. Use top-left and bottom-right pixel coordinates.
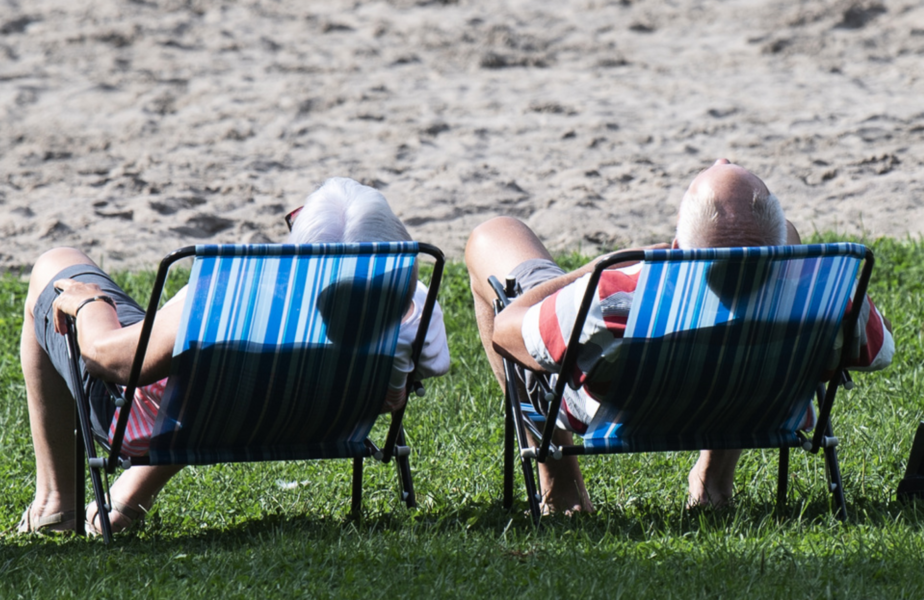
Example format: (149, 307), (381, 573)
(465, 159), (894, 514)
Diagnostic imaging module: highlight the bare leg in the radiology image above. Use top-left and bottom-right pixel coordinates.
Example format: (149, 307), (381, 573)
(466, 217), (555, 386)
(465, 217), (593, 514)
(20, 248), (179, 533)
(19, 248), (97, 531)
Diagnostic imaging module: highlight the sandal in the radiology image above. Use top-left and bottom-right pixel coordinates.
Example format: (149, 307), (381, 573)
(17, 505), (77, 534)
(85, 500), (145, 536)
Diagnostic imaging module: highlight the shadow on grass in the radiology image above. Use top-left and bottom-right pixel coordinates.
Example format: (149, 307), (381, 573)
(7, 493), (924, 562)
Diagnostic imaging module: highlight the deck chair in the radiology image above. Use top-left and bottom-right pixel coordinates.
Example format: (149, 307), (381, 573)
(490, 243), (874, 522)
(64, 242), (444, 543)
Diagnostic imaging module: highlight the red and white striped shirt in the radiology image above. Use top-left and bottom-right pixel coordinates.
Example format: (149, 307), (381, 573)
(108, 379), (166, 457)
(522, 264), (895, 433)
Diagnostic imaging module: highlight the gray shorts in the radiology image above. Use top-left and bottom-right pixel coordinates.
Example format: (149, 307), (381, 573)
(33, 264), (146, 440)
(507, 258), (567, 297)
(506, 258), (567, 420)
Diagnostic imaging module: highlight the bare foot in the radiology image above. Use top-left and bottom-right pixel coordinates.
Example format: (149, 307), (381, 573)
(16, 491), (80, 534)
(84, 464), (180, 534)
(537, 457), (595, 515)
(687, 468), (733, 508)
(540, 495), (595, 516)
(532, 429), (595, 516)
(686, 449), (742, 508)
(85, 496), (153, 535)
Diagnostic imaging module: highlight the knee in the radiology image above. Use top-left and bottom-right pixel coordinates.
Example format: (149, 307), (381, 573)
(465, 217), (527, 262)
(24, 248), (95, 316)
(29, 247), (90, 291)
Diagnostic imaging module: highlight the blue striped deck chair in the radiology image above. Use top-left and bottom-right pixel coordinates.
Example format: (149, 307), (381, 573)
(65, 242), (445, 543)
(490, 243), (874, 522)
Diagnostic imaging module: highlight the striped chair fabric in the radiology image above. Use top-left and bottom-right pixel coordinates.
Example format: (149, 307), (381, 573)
(531, 243), (867, 454)
(145, 242), (418, 465)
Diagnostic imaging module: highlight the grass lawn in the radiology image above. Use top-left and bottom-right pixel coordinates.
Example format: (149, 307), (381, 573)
(1, 236), (923, 599)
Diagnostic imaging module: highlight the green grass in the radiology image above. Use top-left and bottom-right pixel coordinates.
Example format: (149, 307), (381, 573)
(2, 237), (924, 599)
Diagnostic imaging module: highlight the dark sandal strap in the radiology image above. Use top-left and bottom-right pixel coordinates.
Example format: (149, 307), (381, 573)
(86, 500), (145, 536)
(18, 506), (77, 533)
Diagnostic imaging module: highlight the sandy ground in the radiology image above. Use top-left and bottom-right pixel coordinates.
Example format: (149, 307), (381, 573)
(1, 0), (923, 272)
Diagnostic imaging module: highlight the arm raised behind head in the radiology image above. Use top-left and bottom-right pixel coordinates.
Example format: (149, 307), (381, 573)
(492, 243), (669, 371)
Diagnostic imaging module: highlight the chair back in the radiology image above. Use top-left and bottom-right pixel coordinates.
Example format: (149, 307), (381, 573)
(576, 244), (867, 452)
(145, 243), (419, 464)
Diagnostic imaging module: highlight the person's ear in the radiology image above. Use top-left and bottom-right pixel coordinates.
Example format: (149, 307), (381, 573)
(671, 238), (680, 249)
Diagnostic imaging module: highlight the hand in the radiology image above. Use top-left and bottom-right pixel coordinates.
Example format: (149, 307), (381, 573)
(643, 242), (672, 250)
(51, 278), (105, 335)
(380, 390), (408, 414)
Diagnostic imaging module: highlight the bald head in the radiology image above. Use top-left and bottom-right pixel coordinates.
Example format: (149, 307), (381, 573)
(675, 159), (787, 249)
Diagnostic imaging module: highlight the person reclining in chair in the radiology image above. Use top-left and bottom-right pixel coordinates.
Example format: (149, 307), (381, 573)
(17, 177), (449, 535)
(466, 159), (894, 514)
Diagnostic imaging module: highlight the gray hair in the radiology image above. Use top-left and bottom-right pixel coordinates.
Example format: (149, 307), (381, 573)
(675, 184), (787, 249)
(288, 177), (417, 310)
(287, 177), (412, 245)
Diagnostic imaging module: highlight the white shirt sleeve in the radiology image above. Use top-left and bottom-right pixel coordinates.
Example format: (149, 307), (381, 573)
(388, 281), (450, 391)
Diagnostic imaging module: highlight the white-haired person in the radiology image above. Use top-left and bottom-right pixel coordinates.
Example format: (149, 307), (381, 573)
(465, 159), (894, 514)
(17, 177), (449, 535)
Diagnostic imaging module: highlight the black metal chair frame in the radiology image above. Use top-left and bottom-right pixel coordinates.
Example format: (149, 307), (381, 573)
(65, 242), (445, 543)
(490, 246), (875, 523)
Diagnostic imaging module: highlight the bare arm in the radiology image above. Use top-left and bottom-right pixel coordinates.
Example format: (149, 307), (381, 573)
(52, 278), (185, 386)
(492, 243), (670, 370)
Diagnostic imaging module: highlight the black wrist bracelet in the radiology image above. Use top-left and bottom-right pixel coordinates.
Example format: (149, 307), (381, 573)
(74, 295), (117, 318)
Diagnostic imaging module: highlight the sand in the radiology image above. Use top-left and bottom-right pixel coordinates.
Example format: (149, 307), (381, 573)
(2, 0), (923, 272)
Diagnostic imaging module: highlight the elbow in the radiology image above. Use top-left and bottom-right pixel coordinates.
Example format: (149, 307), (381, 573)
(491, 313), (517, 358)
(490, 338), (511, 362)
(83, 360), (128, 387)
(491, 313), (526, 365)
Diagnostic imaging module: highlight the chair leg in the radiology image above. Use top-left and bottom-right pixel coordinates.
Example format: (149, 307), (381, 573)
(777, 446), (789, 516)
(522, 457), (541, 524)
(75, 406), (86, 537)
(824, 422), (847, 521)
(503, 394), (515, 510)
(66, 328), (113, 542)
(395, 429), (416, 509)
(504, 366), (542, 523)
(351, 457), (364, 519)
(75, 392), (112, 543)
(89, 464), (113, 543)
